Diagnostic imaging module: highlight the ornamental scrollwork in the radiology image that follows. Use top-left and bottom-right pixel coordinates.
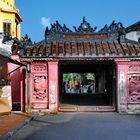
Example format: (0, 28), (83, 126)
(32, 65), (47, 72)
(44, 17), (126, 43)
(73, 17), (97, 33)
(33, 76), (47, 100)
(128, 76), (140, 103)
(129, 65), (140, 72)
(20, 34), (32, 47)
(45, 21), (72, 36)
(99, 20), (125, 35)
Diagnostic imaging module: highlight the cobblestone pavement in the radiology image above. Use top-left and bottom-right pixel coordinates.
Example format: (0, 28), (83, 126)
(9, 112), (140, 140)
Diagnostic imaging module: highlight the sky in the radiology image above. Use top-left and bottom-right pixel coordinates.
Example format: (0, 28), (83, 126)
(15, 0), (140, 42)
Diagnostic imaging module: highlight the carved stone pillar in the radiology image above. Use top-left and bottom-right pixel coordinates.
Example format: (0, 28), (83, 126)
(48, 61), (59, 113)
(115, 60), (129, 113)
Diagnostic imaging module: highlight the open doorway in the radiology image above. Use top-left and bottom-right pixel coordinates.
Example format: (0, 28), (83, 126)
(59, 60), (116, 108)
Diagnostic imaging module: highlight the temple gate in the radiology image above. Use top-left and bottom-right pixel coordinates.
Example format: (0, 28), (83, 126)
(11, 18), (140, 113)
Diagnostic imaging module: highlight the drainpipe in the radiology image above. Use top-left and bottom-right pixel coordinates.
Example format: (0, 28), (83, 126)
(27, 63), (31, 113)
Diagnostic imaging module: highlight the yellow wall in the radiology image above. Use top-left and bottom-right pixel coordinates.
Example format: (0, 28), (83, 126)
(0, 0), (22, 39)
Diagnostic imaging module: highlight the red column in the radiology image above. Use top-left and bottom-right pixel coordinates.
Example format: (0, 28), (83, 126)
(115, 60), (129, 113)
(48, 61), (59, 113)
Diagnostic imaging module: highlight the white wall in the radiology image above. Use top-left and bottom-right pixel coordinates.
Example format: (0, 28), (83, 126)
(126, 31), (140, 42)
(0, 34), (12, 55)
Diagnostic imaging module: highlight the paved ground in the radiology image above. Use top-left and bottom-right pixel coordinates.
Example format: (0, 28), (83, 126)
(0, 113), (32, 140)
(9, 112), (140, 140)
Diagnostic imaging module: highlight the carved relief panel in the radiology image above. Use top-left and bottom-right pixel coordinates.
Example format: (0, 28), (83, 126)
(30, 63), (48, 109)
(128, 65), (140, 103)
(33, 75), (47, 101)
(31, 63), (47, 73)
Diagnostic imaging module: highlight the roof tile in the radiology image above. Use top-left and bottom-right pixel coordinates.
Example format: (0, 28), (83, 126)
(71, 42), (78, 55)
(12, 41), (140, 58)
(96, 42), (104, 55)
(121, 43), (130, 55)
(101, 42), (110, 55)
(77, 42), (84, 56)
(134, 44), (140, 55)
(127, 43), (136, 55)
(91, 42), (97, 55)
(114, 41), (124, 55)
(107, 42), (118, 55)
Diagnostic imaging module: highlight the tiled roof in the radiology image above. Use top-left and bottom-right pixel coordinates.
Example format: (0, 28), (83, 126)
(126, 21), (140, 32)
(11, 18), (140, 59)
(12, 41), (140, 58)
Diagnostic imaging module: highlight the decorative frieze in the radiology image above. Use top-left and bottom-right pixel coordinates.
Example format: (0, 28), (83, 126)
(129, 65), (140, 73)
(31, 63), (47, 73)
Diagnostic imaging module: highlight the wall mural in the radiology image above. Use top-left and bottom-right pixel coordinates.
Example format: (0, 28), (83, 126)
(33, 76), (47, 100)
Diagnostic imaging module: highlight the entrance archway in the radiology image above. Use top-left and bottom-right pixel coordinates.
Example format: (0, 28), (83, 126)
(59, 60), (117, 111)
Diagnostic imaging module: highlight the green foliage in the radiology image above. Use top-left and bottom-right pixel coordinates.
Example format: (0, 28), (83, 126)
(86, 73), (95, 80)
(63, 73), (95, 82)
(63, 73), (81, 82)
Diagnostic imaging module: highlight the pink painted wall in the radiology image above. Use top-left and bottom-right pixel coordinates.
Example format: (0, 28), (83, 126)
(21, 68), (26, 112)
(8, 55), (21, 104)
(115, 60), (140, 113)
(48, 61), (59, 113)
(127, 61), (140, 104)
(27, 60), (59, 113)
(10, 57), (139, 113)
(30, 62), (48, 109)
(115, 60), (129, 113)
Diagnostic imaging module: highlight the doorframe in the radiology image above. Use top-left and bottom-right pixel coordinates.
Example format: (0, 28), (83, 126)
(58, 59), (117, 112)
